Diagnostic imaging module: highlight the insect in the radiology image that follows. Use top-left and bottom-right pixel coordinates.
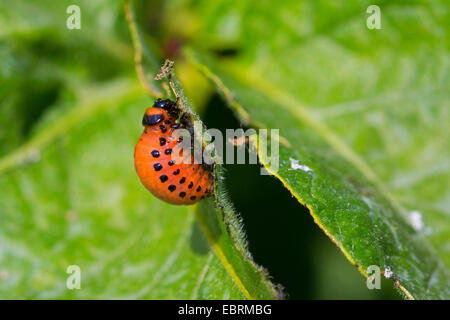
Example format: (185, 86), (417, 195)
(134, 98), (214, 205)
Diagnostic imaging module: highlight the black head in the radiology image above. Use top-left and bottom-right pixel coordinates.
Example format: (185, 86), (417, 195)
(153, 98), (176, 110)
(152, 98), (180, 117)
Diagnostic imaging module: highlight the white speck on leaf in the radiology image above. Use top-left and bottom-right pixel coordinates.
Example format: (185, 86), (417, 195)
(409, 210), (424, 231)
(289, 158), (312, 173)
(384, 266), (394, 279)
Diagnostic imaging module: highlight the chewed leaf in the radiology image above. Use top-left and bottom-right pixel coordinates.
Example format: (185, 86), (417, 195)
(164, 66), (279, 300)
(188, 48), (450, 299)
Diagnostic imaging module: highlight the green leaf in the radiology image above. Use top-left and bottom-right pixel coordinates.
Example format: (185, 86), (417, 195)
(2, 0), (447, 300)
(0, 0), (133, 155)
(183, 0), (450, 299)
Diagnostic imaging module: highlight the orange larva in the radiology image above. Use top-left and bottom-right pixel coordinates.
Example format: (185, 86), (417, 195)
(134, 99), (214, 205)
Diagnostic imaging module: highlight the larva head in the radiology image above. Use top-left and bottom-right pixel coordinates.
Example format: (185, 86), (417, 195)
(153, 98), (177, 111)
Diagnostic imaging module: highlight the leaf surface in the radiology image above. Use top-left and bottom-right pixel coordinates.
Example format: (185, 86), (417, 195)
(184, 0), (450, 298)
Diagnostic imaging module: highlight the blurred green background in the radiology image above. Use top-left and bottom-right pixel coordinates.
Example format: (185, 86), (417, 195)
(0, 0), (448, 299)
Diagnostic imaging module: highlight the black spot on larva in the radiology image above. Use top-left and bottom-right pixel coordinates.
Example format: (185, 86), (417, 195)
(164, 120), (171, 125)
(168, 160), (175, 166)
(168, 185), (176, 192)
(204, 189), (209, 194)
(201, 196), (205, 199)
(177, 136), (183, 143)
(159, 137), (166, 146)
(159, 175), (168, 183)
(153, 163), (163, 171)
(179, 177), (186, 184)
(179, 192), (186, 198)
(165, 148), (172, 155)
(173, 169), (180, 175)
(142, 113), (164, 126)
(159, 125), (167, 133)
(151, 150), (160, 158)
(196, 186), (201, 192)
(188, 182), (193, 189)
(190, 196), (196, 201)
